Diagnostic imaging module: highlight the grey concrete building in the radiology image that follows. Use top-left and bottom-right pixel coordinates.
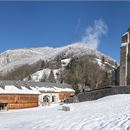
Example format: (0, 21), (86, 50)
(120, 28), (130, 85)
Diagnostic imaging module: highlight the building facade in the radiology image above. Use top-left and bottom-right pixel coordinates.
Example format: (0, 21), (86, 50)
(0, 81), (75, 110)
(38, 82), (75, 105)
(0, 82), (40, 110)
(120, 28), (130, 85)
(0, 94), (39, 110)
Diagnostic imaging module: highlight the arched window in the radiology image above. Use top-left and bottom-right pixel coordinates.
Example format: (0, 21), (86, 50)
(43, 95), (50, 103)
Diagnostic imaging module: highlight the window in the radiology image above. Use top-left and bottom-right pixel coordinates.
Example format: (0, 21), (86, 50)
(52, 96), (56, 102)
(122, 34), (128, 43)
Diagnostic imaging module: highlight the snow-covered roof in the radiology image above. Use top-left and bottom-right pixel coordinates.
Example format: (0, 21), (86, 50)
(38, 87), (56, 92)
(38, 86), (75, 93)
(0, 85), (40, 94)
(36, 84), (75, 93)
(0, 80), (75, 93)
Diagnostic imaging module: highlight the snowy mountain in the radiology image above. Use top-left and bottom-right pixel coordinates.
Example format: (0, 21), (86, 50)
(0, 43), (117, 90)
(0, 43), (116, 76)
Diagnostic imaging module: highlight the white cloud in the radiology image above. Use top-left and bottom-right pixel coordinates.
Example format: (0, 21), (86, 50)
(78, 19), (108, 50)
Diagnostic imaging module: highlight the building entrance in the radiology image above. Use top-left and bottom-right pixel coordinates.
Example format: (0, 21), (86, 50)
(0, 103), (7, 111)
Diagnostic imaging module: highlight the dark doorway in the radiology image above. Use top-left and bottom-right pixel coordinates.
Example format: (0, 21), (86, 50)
(0, 103), (7, 111)
(42, 95), (50, 106)
(52, 96), (56, 102)
(43, 95), (50, 103)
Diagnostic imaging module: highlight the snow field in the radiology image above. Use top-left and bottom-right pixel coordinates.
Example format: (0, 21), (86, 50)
(0, 94), (130, 130)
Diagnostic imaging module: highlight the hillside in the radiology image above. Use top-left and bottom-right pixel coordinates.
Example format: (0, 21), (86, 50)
(0, 43), (118, 91)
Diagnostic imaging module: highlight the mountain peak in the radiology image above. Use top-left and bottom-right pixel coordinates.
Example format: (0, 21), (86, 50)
(0, 44), (117, 77)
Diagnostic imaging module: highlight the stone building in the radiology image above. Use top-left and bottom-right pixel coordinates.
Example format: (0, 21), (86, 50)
(120, 28), (130, 85)
(111, 66), (120, 85)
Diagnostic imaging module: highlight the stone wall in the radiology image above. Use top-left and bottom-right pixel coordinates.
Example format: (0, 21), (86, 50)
(127, 44), (130, 84)
(120, 45), (127, 86)
(78, 86), (130, 102)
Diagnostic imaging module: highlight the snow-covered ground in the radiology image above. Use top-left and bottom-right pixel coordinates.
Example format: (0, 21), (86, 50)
(1, 94), (130, 130)
(25, 68), (61, 82)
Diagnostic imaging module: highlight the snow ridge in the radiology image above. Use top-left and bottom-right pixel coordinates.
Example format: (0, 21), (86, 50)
(0, 43), (116, 76)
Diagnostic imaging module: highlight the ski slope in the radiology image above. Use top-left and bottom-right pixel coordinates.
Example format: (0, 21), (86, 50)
(0, 94), (130, 130)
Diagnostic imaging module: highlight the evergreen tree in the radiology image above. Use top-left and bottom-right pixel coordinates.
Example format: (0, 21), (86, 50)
(48, 70), (56, 83)
(28, 75), (32, 80)
(101, 56), (105, 63)
(41, 73), (48, 82)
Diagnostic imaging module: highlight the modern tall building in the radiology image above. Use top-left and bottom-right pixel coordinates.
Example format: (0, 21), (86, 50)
(120, 28), (130, 85)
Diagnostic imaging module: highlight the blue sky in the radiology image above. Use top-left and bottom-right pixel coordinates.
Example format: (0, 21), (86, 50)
(0, 2), (130, 62)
